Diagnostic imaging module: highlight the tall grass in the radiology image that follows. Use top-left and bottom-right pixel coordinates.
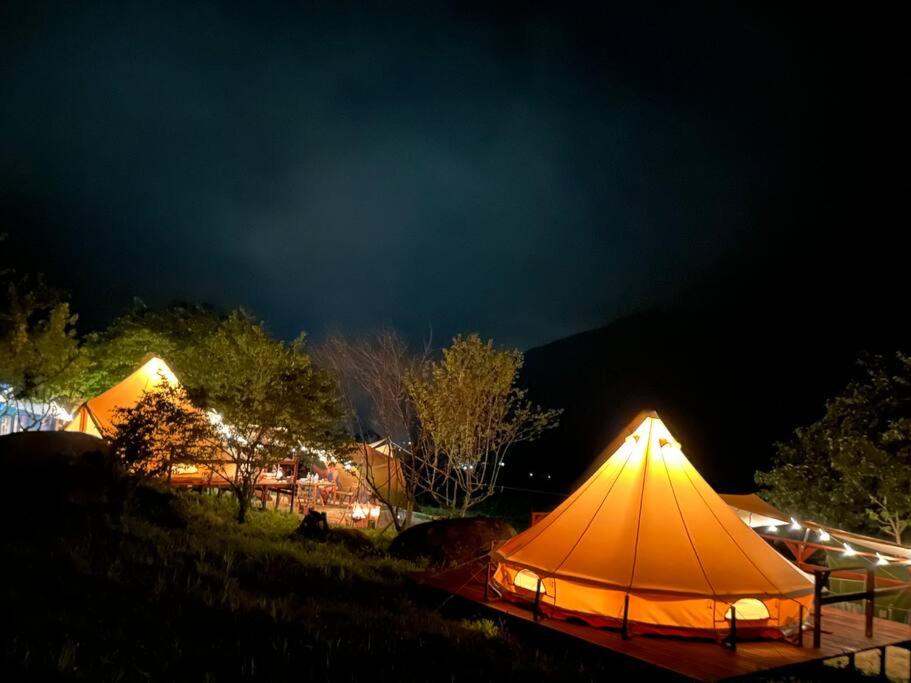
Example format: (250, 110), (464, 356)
(3, 487), (624, 681)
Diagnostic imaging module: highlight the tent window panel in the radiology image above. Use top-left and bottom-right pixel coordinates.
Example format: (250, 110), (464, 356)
(724, 598), (770, 621)
(514, 569), (547, 594)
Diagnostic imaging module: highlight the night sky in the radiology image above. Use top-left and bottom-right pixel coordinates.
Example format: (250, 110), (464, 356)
(1, 2), (906, 349)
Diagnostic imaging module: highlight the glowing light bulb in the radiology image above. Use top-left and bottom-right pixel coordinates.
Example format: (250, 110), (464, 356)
(765, 525), (778, 533)
(876, 553), (889, 566)
(817, 528), (831, 542)
(842, 543), (856, 556)
(790, 517), (802, 530)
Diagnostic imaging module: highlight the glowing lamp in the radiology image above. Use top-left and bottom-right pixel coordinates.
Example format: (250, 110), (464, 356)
(369, 504), (381, 520)
(352, 503), (366, 521)
(790, 517), (802, 531)
(876, 553), (890, 566)
(842, 542), (856, 556)
(816, 528), (831, 542)
(765, 525), (778, 533)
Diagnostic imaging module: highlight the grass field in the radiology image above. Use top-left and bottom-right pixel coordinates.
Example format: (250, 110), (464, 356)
(2, 482), (634, 682)
(0, 453), (882, 682)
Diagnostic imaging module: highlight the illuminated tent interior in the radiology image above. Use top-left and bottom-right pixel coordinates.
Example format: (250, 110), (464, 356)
(65, 356), (180, 437)
(492, 411), (813, 639)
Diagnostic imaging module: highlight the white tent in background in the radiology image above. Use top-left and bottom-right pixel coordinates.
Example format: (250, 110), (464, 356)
(720, 493), (790, 529)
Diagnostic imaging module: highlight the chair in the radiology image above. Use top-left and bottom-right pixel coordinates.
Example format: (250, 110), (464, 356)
(335, 487), (357, 506)
(297, 482), (318, 512)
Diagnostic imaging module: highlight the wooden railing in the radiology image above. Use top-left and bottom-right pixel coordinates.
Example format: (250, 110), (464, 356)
(812, 566), (911, 647)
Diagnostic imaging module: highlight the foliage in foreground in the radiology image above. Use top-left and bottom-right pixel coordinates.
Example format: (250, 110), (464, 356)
(1, 484), (625, 682)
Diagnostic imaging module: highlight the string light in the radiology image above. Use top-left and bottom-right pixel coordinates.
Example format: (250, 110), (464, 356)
(765, 525), (778, 533)
(842, 542), (856, 556)
(876, 553), (890, 566)
(790, 517), (802, 531)
(816, 528), (831, 542)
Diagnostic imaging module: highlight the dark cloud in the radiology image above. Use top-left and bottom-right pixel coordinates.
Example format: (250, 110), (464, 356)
(1, 2), (905, 347)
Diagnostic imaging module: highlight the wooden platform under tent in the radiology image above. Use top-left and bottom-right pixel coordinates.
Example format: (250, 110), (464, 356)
(419, 559), (911, 682)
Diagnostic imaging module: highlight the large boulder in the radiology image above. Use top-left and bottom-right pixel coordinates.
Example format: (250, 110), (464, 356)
(0, 430), (112, 463)
(389, 517), (516, 568)
(0, 431), (121, 530)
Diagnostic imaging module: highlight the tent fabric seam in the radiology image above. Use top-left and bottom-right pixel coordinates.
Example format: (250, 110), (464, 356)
(501, 435), (634, 560)
(661, 445), (717, 598)
(625, 418), (653, 592)
(549, 438), (638, 576)
(680, 463), (798, 602)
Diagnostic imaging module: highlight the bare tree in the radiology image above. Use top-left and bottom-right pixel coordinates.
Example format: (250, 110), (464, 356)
(315, 330), (428, 529)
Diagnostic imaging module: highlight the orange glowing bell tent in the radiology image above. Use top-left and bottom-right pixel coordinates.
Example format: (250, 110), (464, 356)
(65, 356), (181, 437)
(492, 411), (813, 639)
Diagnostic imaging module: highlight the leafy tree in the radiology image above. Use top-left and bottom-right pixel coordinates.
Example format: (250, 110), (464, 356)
(408, 334), (561, 517)
(0, 276), (84, 430)
(78, 301), (220, 397)
(187, 311), (345, 523)
(756, 352), (911, 542)
(109, 383), (221, 485)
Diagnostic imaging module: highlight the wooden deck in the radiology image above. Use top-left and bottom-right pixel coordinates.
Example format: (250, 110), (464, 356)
(419, 561), (911, 681)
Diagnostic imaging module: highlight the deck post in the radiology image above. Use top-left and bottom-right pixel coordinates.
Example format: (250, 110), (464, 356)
(621, 593), (630, 640)
(865, 566), (875, 638)
(797, 604), (805, 647)
(729, 605), (737, 651)
(290, 459), (298, 512)
(880, 646), (887, 677)
(813, 570), (825, 648)
(533, 579), (543, 621)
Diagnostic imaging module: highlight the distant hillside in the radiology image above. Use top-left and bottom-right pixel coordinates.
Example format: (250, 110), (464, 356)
(510, 305), (904, 497)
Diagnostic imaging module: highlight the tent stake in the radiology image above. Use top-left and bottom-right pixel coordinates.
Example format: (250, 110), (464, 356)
(533, 579), (543, 621)
(484, 542), (494, 603)
(621, 593), (630, 640)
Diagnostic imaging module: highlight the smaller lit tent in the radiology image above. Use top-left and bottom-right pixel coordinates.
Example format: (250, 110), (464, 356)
(720, 493), (790, 529)
(64, 356), (180, 437)
(341, 443), (406, 505)
(492, 411), (813, 639)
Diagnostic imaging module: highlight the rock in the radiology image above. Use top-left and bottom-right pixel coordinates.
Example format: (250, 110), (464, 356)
(389, 517), (516, 568)
(291, 508), (330, 541)
(290, 510), (377, 556)
(0, 432), (122, 530)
